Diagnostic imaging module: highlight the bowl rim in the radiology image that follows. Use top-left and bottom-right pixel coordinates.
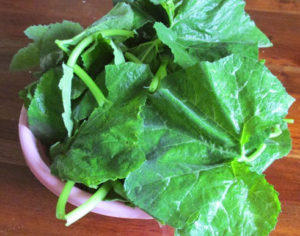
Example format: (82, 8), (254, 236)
(18, 106), (152, 220)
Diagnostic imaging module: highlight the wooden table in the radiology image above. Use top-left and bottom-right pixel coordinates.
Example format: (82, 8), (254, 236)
(0, 0), (299, 235)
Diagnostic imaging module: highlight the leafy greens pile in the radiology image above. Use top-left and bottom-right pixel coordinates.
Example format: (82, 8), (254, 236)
(11, 0), (295, 235)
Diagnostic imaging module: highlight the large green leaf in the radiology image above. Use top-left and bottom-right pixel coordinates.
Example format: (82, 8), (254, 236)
(24, 25), (49, 41)
(10, 43), (40, 72)
(154, 0), (272, 67)
(123, 54), (292, 235)
(27, 68), (66, 145)
(81, 35), (124, 76)
(105, 62), (152, 103)
(39, 21), (83, 71)
(51, 95), (146, 187)
(10, 21), (83, 72)
(150, 55), (294, 161)
(139, 105), (237, 166)
(58, 3), (151, 51)
(125, 160), (280, 235)
(113, 0), (169, 25)
(175, 161), (280, 236)
(51, 63), (153, 187)
(72, 62), (153, 122)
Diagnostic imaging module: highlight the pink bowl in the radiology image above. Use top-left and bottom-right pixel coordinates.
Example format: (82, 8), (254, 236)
(18, 106), (152, 219)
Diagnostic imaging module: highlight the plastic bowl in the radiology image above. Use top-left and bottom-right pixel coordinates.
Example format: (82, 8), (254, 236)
(18, 106), (152, 219)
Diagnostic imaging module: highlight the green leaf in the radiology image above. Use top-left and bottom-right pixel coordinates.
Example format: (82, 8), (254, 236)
(154, 23), (195, 68)
(127, 38), (162, 71)
(81, 37), (113, 76)
(72, 72), (106, 122)
(51, 63), (153, 187)
(19, 81), (38, 109)
(24, 25), (49, 42)
(71, 77), (86, 100)
(113, 0), (168, 26)
(105, 62), (153, 103)
(10, 24), (49, 72)
(39, 21), (83, 71)
(122, 55), (292, 234)
(72, 90), (97, 122)
(154, 0), (272, 67)
(249, 122), (292, 173)
(151, 55), (294, 154)
(59, 64), (74, 137)
(58, 3), (139, 50)
(10, 43), (40, 71)
(51, 95), (146, 187)
(10, 21), (83, 72)
(109, 40), (126, 65)
(81, 35), (125, 76)
(27, 68), (66, 145)
(176, 161), (280, 236)
(125, 160), (280, 236)
(140, 104), (237, 165)
(89, 3), (134, 32)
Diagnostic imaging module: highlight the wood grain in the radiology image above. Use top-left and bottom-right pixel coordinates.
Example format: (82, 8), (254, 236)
(0, 0), (299, 235)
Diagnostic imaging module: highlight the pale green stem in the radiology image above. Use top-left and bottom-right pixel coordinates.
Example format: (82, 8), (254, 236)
(269, 124), (282, 138)
(56, 29), (134, 55)
(65, 182), (112, 226)
(149, 60), (168, 93)
(61, 29), (134, 106)
(56, 181), (75, 219)
(245, 143), (267, 162)
(284, 118), (294, 124)
(140, 38), (161, 62)
(73, 65), (107, 107)
(238, 143), (267, 163)
(125, 52), (142, 64)
(67, 35), (95, 67)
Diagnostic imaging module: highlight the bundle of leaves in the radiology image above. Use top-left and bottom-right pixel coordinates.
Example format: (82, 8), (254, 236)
(11, 0), (295, 235)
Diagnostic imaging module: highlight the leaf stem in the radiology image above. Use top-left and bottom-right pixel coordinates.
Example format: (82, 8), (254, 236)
(149, 60), (168, 93)
(56, 29), (134, 56)
(100, 29), (135, 38)
(56, 181), (75, 219)
(65, 182), (112, 226)
(161, 1), (175, 26)
(238, 143), (267, 163)
(55, 39), (71, 54)
(125, 52), (142, 64)
(62, 29), (135, 106)
(246, 143), (267, 162)
(140, 38), (161, 63)
(284, 118), (294, 124)
(269, 124), (282, 138)
(73, 64), (107, 106)
(67, 35), (95, 67)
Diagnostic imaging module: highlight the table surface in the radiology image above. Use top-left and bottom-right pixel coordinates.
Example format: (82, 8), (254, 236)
(1, 0), (300, 235)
